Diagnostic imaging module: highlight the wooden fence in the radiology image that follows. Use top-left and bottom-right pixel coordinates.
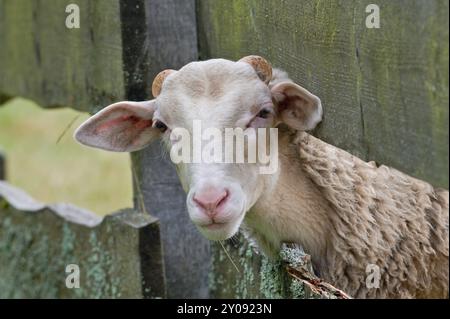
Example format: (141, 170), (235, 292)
(0, 0), (448, 298)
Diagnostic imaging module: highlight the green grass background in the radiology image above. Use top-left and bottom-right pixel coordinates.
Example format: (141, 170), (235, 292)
(0, 98), (132, 216)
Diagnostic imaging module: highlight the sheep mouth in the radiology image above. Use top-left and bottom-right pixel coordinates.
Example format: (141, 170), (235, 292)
(199, 221), (230, 234)
(197, 220), (240, 241)
(203, 222), (227, 230)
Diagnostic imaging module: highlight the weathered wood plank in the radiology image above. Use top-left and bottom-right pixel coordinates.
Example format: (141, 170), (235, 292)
(131, 0), (210, 298)
(0, 0), (125, 112)
(0, 182), (166, 298)
(197, 0), (449, 189)
(209, 237), (303, 298)
(0, 151), (5, 180)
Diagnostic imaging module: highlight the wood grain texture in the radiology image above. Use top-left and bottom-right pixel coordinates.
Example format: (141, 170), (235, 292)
(0, 181), (166, 298)
(131, 0), (210, 299)
(0, 0), (125, 112)
(0, 151), (5, 180)
(197, 0), (449, 188)
(209, 236), (298, 298)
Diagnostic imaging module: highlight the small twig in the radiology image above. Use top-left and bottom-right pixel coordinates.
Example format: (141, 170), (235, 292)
(286, 265), (351, 299)
(219, 241), (240, 274)
(56, 114), (81, 144)
(280, 243), (352, 299)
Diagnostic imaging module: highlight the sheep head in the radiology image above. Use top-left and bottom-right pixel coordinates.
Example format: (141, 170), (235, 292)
(74, 56), (322, 241)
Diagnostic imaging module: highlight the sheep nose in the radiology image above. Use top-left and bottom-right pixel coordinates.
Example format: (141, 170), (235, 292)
(193, 188), (229, 217)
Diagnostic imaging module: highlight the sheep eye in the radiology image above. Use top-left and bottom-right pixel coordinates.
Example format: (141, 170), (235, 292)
(257, 108), (271, 119)
(154, 120), (168, 133)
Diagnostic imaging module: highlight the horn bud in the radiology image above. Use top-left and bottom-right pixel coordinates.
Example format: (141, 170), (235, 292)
(238, 55), (272, 84)
(152, 69), (176, 97)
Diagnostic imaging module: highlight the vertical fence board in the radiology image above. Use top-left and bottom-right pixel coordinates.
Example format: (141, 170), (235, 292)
(0, 151), (5, 180)
(130, 0), (210, 299)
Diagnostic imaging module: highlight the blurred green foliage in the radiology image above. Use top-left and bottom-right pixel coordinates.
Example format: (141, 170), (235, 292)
(0, 98), (132, 215)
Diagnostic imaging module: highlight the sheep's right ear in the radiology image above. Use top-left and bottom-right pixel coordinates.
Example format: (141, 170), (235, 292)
(271, 82), (322, 131)
(74, 100), (159, 152)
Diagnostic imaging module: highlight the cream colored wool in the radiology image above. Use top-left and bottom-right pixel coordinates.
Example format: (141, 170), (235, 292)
(292, 131), (449, 298)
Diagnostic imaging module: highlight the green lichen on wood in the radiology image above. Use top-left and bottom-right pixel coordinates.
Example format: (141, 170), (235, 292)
(209, 234), (306, 299)
(0, 213), (59, 298)
(290, 279), (306, 299)
(235, 241), (255, 298)
(0, 205), (156, 298)
(259, 258), (287, 299)
(84, 230), (121, 298)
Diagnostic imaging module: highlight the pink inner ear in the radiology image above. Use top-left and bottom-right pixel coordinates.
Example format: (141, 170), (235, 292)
(134, 118), (152, 130)
(131, 118), (153, 146)
(277, 94), (304, 113)
(95, 115), (152, 134)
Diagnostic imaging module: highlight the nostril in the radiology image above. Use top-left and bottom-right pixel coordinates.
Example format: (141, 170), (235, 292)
(193, 195), (206, 209)
(216, 190), (229, 208)
(193, 188), (229, 213)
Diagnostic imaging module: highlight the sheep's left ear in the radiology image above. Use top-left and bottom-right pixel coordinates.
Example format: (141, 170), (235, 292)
(74, 100), (159, 152)
(271, 82), (323, 131)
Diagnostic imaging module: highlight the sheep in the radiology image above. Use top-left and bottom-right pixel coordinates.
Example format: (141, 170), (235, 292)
(74, 56), (449, 298)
